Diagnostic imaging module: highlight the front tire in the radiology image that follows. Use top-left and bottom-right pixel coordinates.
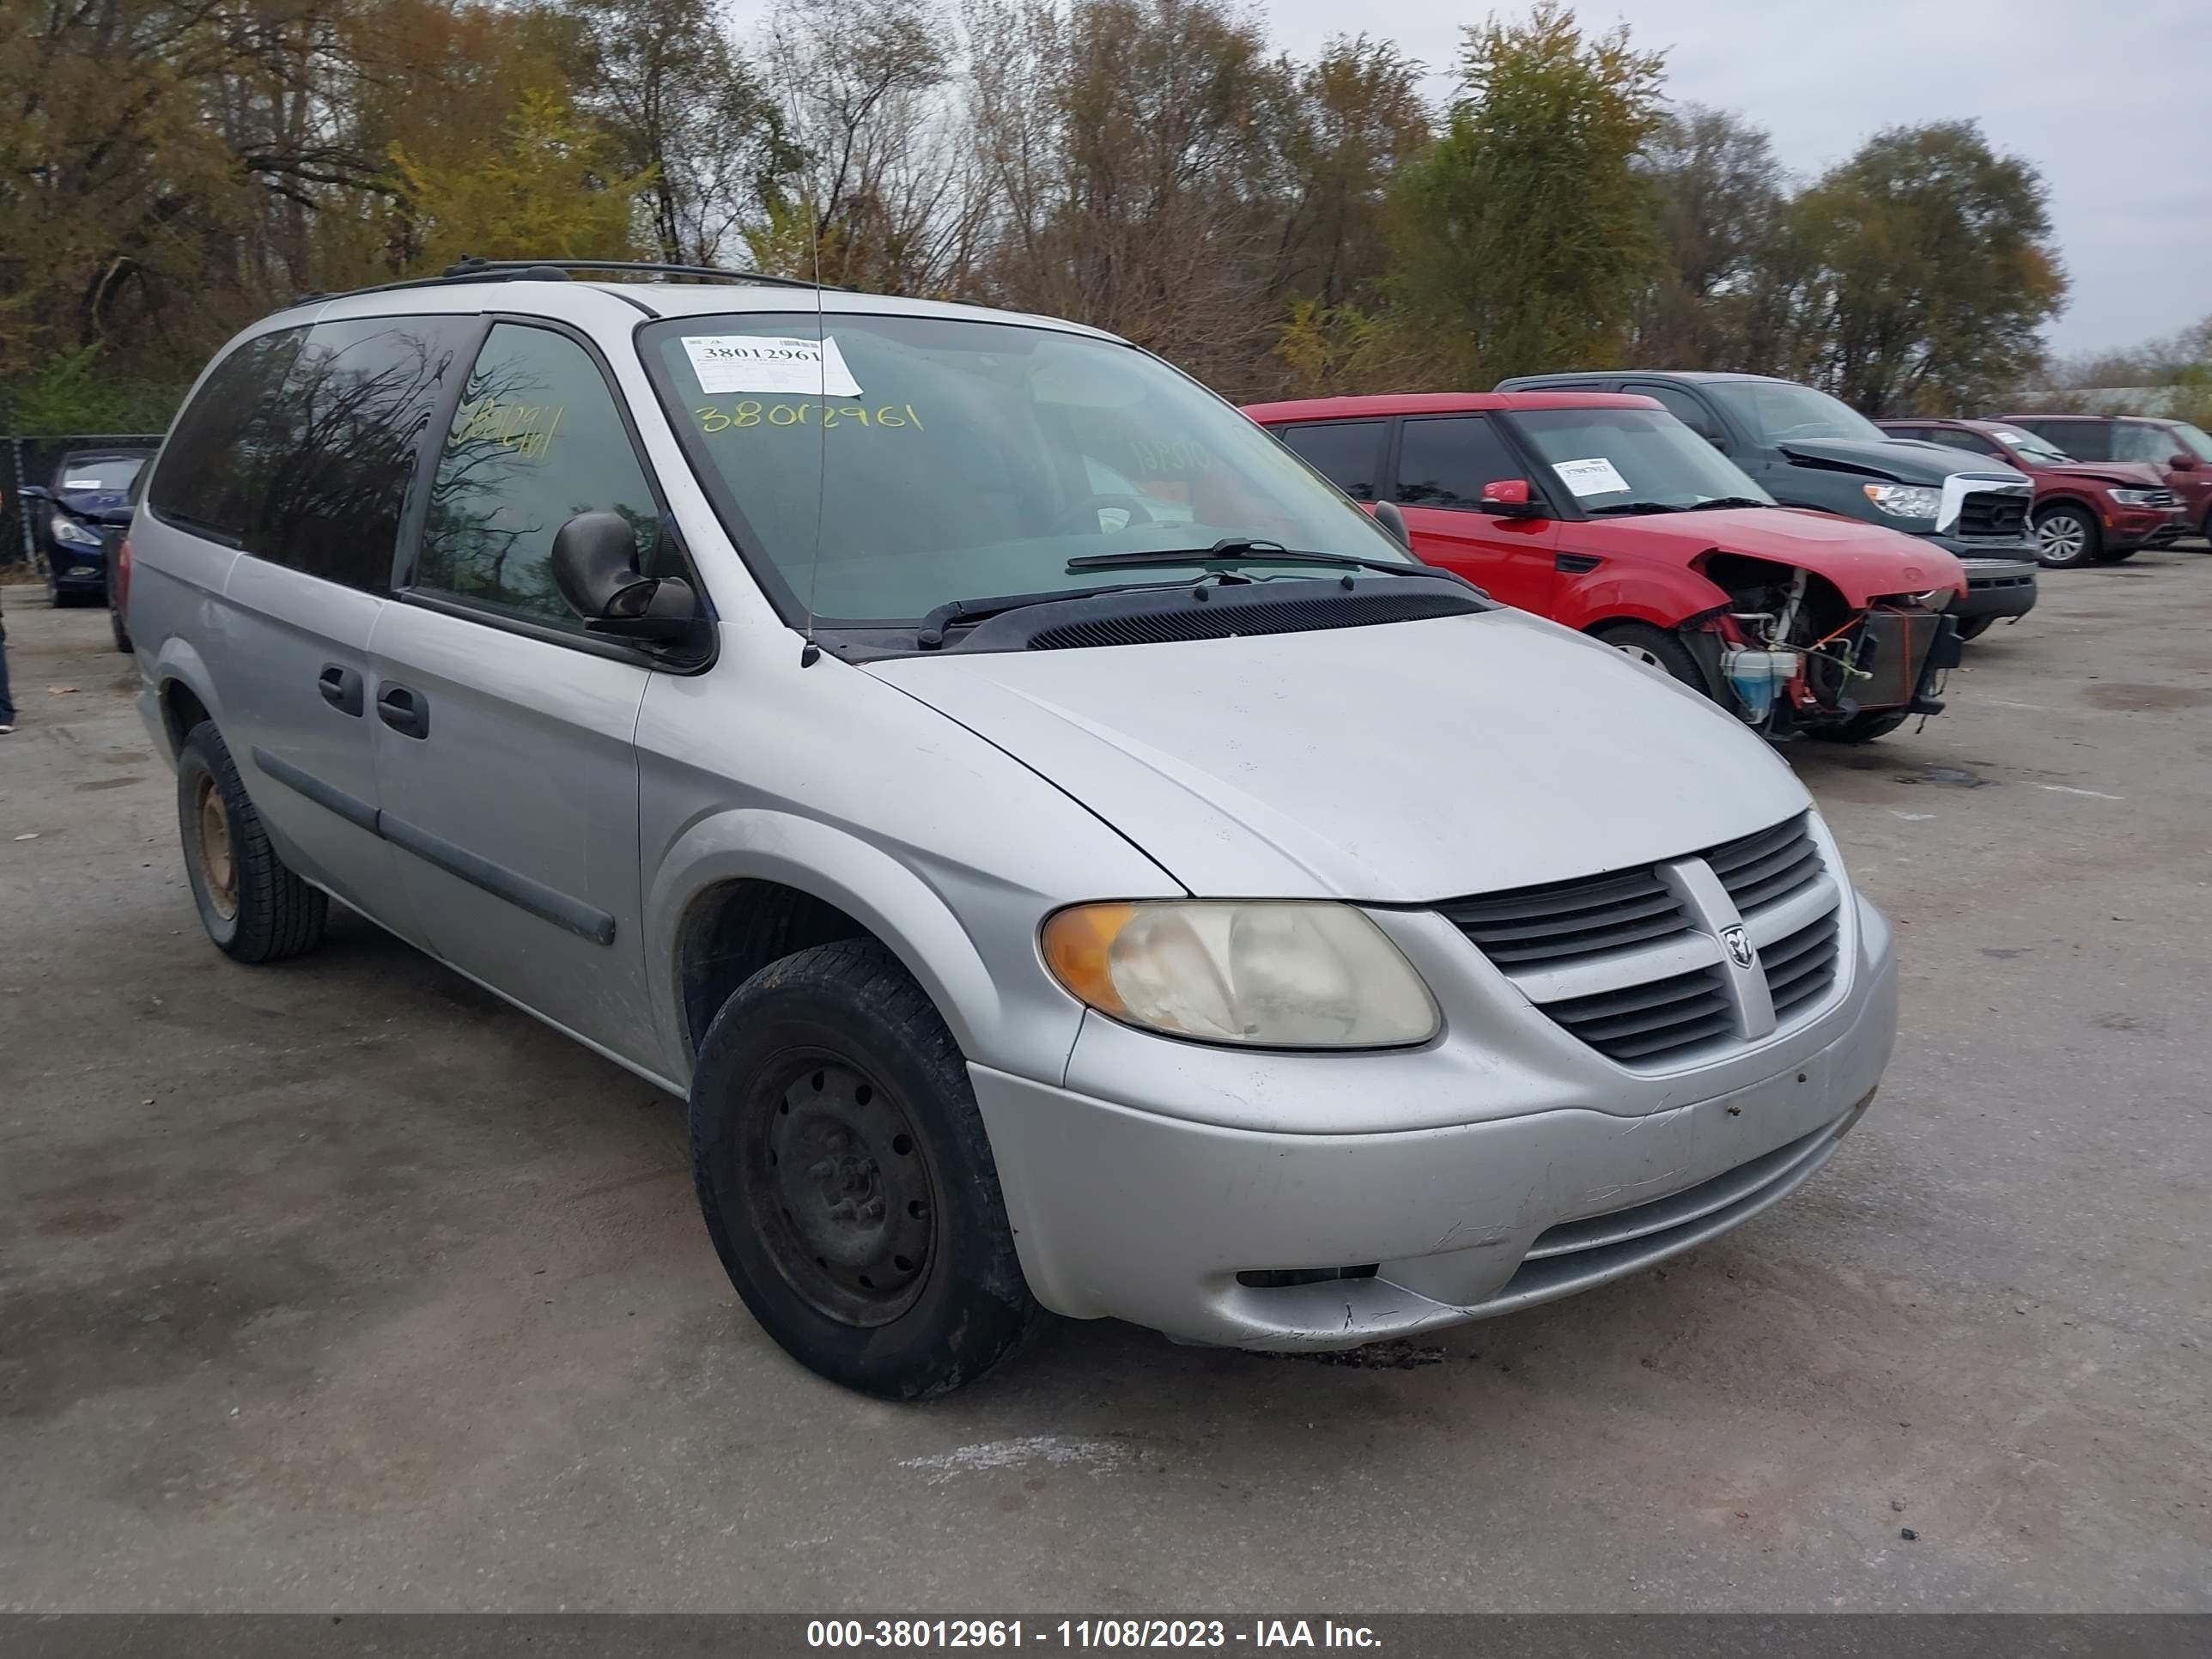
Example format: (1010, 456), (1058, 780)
(176, 721), (328, 962)
(690, 939), (1042, 1398)
(2033, 503), (2100, 568)
(1955, 615), (1996, 641)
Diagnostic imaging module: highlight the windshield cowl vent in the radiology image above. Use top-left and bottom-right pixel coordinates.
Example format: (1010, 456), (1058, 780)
(1010, 585), (1485, 652)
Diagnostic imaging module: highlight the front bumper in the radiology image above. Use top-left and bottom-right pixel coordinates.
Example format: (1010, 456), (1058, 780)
(1948, 554), (2038, 621)
(2112, 509), (2187, 551)
(974, 895), (1898, 1349)
(46, 545), (107, 592)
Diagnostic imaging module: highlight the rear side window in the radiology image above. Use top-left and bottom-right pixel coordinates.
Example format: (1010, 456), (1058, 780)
(1276, 420), (1386, 501)
(1395, 416), (1522, 510)
(149, 328), (308, 542)
(413, 323), (664, 629)
(2025, 421), (2109, 461)
(1931, 428), (2001, 457)
(252, 315), (479, 591)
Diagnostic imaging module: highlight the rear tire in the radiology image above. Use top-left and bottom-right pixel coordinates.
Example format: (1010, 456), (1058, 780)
(690, 939), (1043, 1399)
(176, 721), (328, 963)
(1593, 621), (1706, 694)
(1805, 710), (1911, 744)
(110, 607), (133, 653)
(2033, 503), (2100, 568)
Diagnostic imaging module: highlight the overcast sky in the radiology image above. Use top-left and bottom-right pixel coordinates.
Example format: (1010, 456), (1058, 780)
(731, 0), (2208, 358)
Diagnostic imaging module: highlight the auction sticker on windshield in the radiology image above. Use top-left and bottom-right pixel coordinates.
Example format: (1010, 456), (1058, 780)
(683, 335), (863, 398)
(1553, 456), (1631, 497)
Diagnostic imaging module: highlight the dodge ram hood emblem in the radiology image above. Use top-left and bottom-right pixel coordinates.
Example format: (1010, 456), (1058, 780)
(1721, 924), (1756, 969)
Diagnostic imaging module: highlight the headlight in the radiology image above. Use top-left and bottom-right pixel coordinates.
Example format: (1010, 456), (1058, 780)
(2108, 489), (2160, 507)
(50, 515), (101, 547)
(1862, 483), (1942, 520)
(1042, 901), (1440, 1048)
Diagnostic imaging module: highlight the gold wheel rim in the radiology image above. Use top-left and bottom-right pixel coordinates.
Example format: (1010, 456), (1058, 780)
(197, 779), (238, 921)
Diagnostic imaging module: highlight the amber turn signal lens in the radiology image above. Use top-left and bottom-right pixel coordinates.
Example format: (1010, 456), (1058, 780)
(1041, 902), (1135, 1018)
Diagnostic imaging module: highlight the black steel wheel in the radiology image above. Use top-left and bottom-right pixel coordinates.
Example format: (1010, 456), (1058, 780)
(690, 939), (1042, 1398)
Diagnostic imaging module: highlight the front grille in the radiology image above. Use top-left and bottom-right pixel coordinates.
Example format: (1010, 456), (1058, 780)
(2143, 489), (2180, 509)
(1542, 965), (1735, 1065)
(1704, 815), (1824, 911)
(1440, 811), (1844, 1069)
(1956, 489), (2028, 539)
(1436, 866), (1689, 968)
(1763, 908), (1840, 1020)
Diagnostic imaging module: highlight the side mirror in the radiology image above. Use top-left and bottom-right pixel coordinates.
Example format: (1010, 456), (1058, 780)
(1370, 499), (1413, 549)
(550, 512), (697, 645)
(1478, 478), (1544, 518)
(17, 485), (50, 501)
(2170, 452), (2197, 471)
(1703, 432), (1729, 453)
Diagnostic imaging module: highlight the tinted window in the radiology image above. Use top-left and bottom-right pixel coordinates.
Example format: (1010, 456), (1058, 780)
(416, 324), (664, 628)
(1929, 428), (2001, 456)
(149, 328), (309, 542)
(1277, 421), (1386, 501)
(1395, 416), (1524, 510)
(1626, 384), (1721, 442)
(249, 316), (477, 591)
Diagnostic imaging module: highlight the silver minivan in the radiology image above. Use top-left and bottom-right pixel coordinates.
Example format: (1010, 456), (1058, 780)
(123, 263), (1897, 1396)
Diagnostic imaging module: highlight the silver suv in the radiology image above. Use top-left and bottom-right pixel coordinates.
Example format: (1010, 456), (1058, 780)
(122, 261), (1898, 1396)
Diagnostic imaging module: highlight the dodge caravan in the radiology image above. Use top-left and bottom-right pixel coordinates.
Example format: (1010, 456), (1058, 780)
(123, 261), (1899, 1397)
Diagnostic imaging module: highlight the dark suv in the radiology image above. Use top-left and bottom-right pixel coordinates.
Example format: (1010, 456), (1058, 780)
(1498, 372), (2039, 638)
(1996, 414), (2212, 544)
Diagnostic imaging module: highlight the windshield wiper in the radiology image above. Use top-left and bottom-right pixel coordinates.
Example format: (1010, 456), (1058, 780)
(1583, 501), (1685, 516)
(1066, 538), (1458, 581)
(1680, 496), (1773, 512)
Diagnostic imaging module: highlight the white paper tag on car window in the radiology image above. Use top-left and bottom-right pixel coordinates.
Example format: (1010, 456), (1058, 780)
(1553, 456), (1631, 497)
(682, 335), (862, 398)
(64, 478), (102, 489)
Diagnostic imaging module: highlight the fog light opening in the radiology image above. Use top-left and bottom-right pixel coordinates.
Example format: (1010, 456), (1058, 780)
(1236, 1264), (1380, 1290)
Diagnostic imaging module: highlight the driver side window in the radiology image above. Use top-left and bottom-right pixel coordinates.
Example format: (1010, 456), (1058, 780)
(413, 323), (664, 629)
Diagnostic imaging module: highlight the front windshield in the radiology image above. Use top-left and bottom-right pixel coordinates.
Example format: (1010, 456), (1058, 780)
(1990, 427), (2072, 463)
(2171, 422), (2212, 461)
(58, 456), (145, 492)
(641, 312), (1412, 624)
(1508, 407), (1774, 511)
(1705, 380), (1886, 444)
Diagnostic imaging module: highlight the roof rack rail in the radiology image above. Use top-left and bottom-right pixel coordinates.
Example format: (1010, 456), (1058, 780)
(293, 257), (836, 307)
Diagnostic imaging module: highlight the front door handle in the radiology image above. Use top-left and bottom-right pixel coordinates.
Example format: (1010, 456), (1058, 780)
(317, 664), (365, 717)
(376, 684), (429, 739)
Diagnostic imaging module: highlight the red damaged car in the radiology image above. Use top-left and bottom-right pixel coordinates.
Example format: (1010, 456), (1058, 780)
(1246, 392), (1967, 743)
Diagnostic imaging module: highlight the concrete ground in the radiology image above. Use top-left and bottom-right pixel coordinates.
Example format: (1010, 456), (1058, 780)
(1, 562), (2207, 1614)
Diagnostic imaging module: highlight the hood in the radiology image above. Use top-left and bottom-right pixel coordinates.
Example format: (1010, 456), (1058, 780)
(1782, 435), (2025, 486)
(1573, 505), (1967, 605)
(867, 608), (1809, 902)
(2038, 460), (2168, 492)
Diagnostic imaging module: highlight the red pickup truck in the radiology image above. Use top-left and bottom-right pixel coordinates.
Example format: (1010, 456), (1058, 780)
(1246, 391), (1967, 743)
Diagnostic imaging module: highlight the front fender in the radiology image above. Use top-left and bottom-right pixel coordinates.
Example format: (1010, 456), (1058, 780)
(643, 809), (1084, 1092)
(1558, 566), (1731, 632)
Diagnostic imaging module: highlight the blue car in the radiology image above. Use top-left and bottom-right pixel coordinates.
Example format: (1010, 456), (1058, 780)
(26, 447), (152, 607)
